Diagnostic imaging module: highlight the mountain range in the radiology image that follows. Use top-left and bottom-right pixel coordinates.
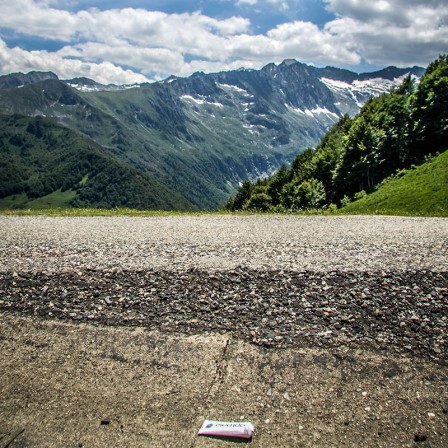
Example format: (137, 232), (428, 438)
(0, 60), (425, 210)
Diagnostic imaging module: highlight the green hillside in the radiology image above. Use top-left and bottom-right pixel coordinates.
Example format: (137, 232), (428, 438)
(0, 114), (195, 211)
(340, 150), (448, 217)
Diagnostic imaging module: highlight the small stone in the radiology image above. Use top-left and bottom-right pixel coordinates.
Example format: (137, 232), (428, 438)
(427, 412), (435, 418)
(414, 433), (427, 443)
(101, 418), (111, 425)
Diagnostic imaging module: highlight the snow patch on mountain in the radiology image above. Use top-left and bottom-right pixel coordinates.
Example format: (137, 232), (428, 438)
(217, 83), (253, 97)
(180, 95), (224, 108)
(319, 73), (416, 116)
(321, 74), (413, 102)
(286, 104), (339, 119)
(67, 82), (140, 92)
(307, 106), (340, 119)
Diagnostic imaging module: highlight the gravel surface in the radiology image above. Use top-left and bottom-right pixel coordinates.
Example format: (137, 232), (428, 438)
(1, 215), (447, 272)
(1, 215), (447, 363)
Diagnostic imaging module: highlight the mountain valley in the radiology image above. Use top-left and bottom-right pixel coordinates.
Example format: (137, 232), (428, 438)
(0, 60), (424, 210)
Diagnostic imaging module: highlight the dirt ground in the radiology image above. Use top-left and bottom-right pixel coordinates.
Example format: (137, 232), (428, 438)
(1, 313), (447, 448)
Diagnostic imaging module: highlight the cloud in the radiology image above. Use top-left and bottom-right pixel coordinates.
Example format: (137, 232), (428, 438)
(236, 0), (258, 6)
(0, 1), (255, 81)
(0, 0), (76, 41)
(323, 0), (448, 66)
(0, 2), (251, 43)
(58, 42), (185, 77)
(225, 21), (361, 65)
(0, 0), (446, 83)
(267, 0), (290, 10)
(236, 0), (289, 9)
(0, 38), (150, 84)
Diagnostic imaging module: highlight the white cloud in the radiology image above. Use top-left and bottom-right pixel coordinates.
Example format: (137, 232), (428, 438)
(236, 0), (289, 8)
(0, 0), (76, 41)
(267, 0), (290, 10)
(323, 0), (448, 66)
(226, 21), (361, 65)
(0, 38), (150, 84)
(236, 0), (258, 6)
(0, 0), (446, 83)
(58, 42), (185, 76)
(0, 3), (251, 43)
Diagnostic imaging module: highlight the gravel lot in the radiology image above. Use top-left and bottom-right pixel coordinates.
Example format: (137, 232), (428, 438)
(1, 215), (447, 362)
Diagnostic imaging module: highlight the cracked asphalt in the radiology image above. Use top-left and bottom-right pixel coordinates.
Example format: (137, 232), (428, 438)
(0, 214), (447, 447)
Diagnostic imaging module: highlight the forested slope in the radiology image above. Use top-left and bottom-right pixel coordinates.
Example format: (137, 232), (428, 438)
(0, 114), (195, 211)
(225, 55), (448, 215)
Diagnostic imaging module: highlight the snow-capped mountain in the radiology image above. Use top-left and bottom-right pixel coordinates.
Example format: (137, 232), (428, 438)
(164, 60), (424, 136)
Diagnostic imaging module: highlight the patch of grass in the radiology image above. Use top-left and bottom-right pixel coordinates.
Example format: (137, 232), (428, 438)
(0, 193), (29, 209)
(79, 175), (89, 186)
(25, 189), (77, 209)
(0, 208), (213, 217)
(339, 150), (448, 217)
(0, 190), (77, 211)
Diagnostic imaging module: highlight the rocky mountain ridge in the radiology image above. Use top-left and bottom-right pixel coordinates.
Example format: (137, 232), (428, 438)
(0, 60), (425, 209)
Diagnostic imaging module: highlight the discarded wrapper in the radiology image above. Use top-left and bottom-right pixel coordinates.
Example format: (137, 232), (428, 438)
(198, 419), (254, 439)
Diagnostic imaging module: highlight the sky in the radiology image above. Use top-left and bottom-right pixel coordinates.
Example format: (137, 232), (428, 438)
(0, 0), (447, 84)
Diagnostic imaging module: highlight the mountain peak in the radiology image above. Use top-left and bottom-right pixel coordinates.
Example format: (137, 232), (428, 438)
(0, 58), (430, 211)
(357, 65), (425, 81)
(280, 59), (299, 66)
(0, 71), (58, 90)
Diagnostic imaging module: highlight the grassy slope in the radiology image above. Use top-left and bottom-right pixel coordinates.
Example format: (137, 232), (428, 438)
(0, 207), (208, 216)
(340, 150), (448, 217)
(82, 87), (234, 208)
(0, 190), (77, 210)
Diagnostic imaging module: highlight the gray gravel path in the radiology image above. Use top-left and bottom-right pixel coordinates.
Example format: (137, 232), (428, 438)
(1, 215), (447, 272)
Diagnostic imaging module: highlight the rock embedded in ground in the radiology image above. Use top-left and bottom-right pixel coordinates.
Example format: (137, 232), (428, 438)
(414, 433), (428, 442)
